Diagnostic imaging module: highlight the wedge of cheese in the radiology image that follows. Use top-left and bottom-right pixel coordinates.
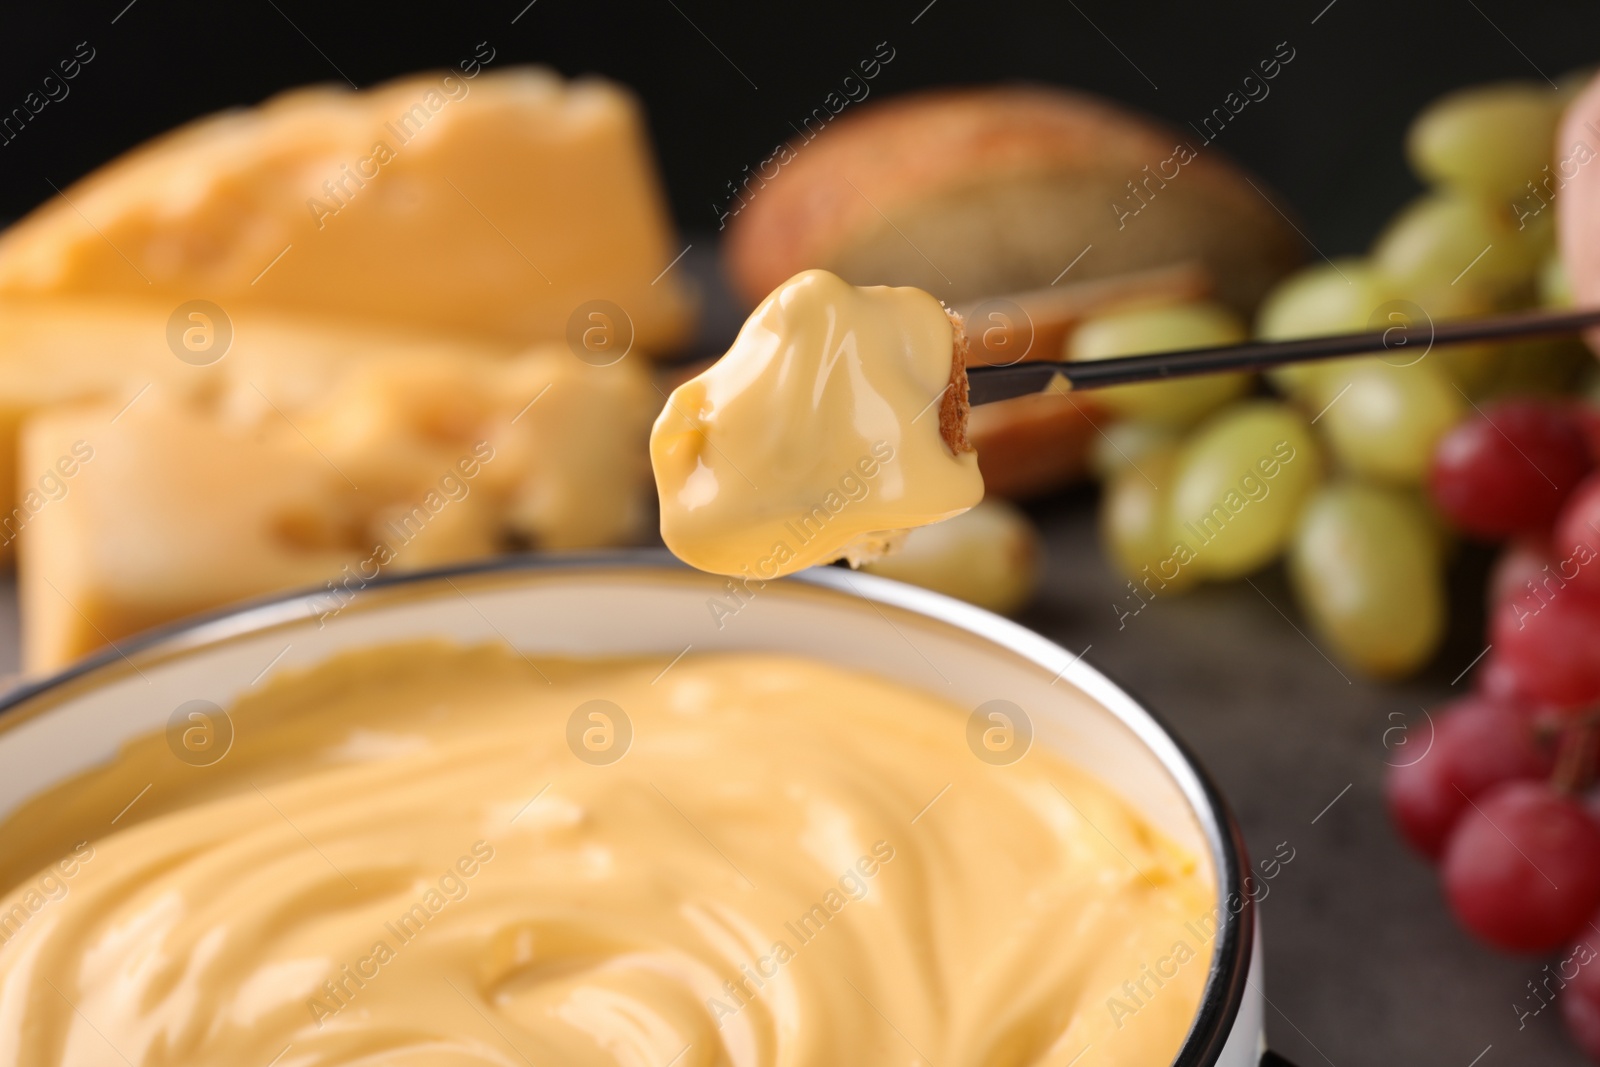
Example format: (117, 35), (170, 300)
(0, 298), (522, 564)
(0, 299), (181, 564)
(0, 69), (695, 353)
(19, 346), (654, 671)
(298, 351), (655, 550)
(20, 389), (355, 669)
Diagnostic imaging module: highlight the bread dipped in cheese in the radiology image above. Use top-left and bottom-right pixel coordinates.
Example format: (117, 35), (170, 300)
(651, 270), (983, 578)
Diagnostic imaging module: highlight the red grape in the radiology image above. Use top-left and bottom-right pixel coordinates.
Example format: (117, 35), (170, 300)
(1477, 652), (1542, 707)
(1430, 400), (1593, 540)
(1386, 695), (1553, 859)
(1441, 780), (1600, 953)
(1563, 935), (1600, 1062)
(1575, 402), (1600, 465)
(1490, 583), (1600, 709)
(1555, 472), (1600, 595)
(1488, 539), (1556, 613)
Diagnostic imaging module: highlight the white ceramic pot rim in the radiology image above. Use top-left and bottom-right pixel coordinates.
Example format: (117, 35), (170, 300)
(0, 549), (1259, 1067)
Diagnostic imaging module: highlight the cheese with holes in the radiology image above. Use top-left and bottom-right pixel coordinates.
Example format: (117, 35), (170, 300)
(19, 347), (653, 670)
(0, 298), (521, 564)
(0, 69), (695, 352)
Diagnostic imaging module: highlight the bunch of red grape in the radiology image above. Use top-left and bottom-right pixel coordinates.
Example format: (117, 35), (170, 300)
(1389, 397), (1600, 1057)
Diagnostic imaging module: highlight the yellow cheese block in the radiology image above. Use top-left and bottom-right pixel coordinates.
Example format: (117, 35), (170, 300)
(0, 297), (521, 564)
(0, 69), (695, 353)
(0, 299), (180, 565)
(293, 345), (656, 551)
(19, 346), (653, 671)
(20, 390), (353, 669)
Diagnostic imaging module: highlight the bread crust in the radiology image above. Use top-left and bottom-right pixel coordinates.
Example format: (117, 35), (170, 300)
(940, 309), (973, 456)
(724, 84), (1303, 312)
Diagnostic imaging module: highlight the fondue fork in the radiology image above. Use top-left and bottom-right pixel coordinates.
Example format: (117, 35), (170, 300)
(963, 305), (1600, 406)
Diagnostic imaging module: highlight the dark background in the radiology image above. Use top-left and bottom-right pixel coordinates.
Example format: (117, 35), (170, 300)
(3, 0), (1600, 254)
(4, 2), (1600, 1064)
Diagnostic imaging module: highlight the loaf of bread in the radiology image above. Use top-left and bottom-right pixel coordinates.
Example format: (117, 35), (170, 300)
(724, 85), (1302, 315)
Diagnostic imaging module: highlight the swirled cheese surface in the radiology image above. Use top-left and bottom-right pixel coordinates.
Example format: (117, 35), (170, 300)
(0, 644), (1212, 1066)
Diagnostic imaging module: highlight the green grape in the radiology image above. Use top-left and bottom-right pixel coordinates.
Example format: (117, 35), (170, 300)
(1406, 81), (1562, 200)
(1372, 193), (1539, 302)
(1256, 259), (1401, 398)
(1254, 262), (1498, 395)
(1478, 337), (1593, 398)
(1088, 419), (1179, 482)
(1397, 282), (1499, 393)
(1431, 342), (1501, 397)
(1068, 301), (1251, 425)
(1503, 202), (1558, 287)
(1257, 259), (1392, 341)
(1168, 402), (1320, 581)
(1100, 446), (1199, 594)
(1255, 260), (1501, 397)
(1516, 200), (1557, 259)
(1289, 484), (1445, 678)
(1311, 358), (1463, 485)
(862, 500), (1041, 615)
(1539, 253), (1572, 308)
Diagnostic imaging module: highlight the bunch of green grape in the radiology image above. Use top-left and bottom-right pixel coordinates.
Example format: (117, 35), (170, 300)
(1088, 72), (1596, 679)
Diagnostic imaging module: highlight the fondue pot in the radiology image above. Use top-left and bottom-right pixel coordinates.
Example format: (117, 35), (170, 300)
(0, 551), (1287, 1066)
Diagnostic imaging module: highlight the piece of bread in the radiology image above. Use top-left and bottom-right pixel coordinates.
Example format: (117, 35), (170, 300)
(0, 69), (695, 354)
(724, 85), (1303, 315)
(939, 308), (973, 456)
